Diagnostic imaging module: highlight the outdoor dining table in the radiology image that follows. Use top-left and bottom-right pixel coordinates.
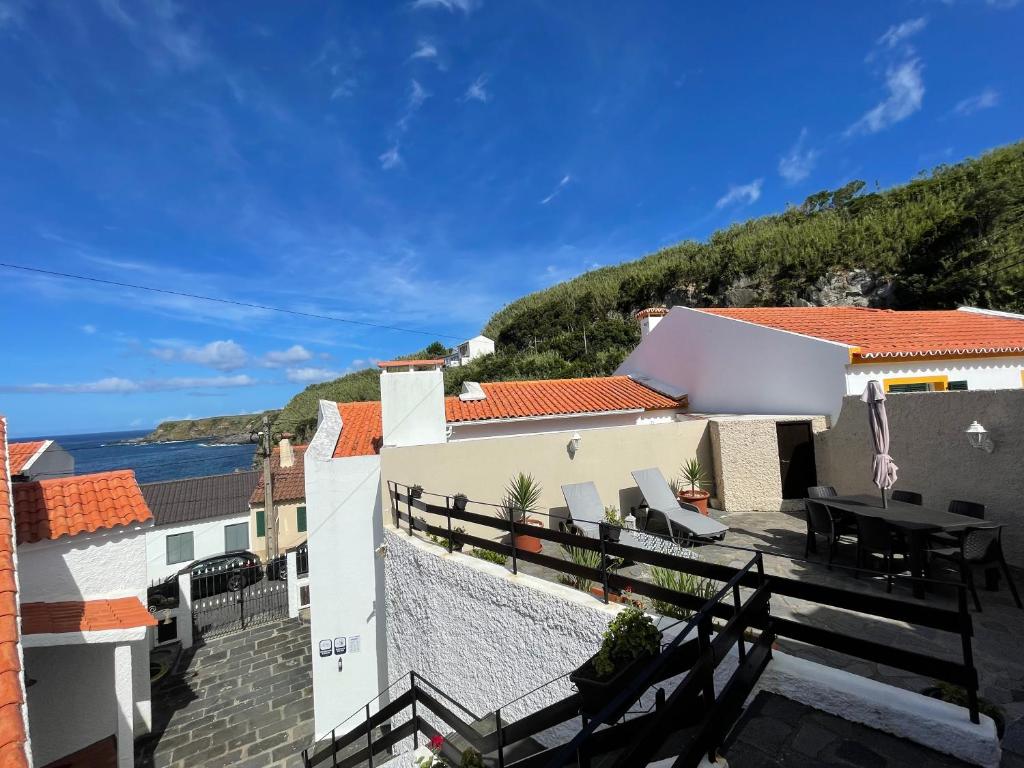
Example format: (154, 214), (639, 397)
(823, 494), (999, 599)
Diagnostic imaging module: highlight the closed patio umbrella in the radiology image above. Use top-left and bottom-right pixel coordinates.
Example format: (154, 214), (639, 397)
(861, 380), (898, 508)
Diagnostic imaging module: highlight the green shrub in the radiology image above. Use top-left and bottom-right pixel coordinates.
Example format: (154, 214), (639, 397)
(649, 566), (718, 620)
(470, 547), (508, 566)
(460, 748), (485, 768)
(559, 543), (603, 593)
(593, 607), (662, 678)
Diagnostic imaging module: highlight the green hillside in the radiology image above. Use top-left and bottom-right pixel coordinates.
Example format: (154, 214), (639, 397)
(276, 141), (1024, 441)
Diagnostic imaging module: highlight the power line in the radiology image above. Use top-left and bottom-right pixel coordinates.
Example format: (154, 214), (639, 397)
(0, 261), (462, 340)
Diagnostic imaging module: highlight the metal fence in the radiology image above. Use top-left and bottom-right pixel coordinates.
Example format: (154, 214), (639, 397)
(191, 559), (288, 639)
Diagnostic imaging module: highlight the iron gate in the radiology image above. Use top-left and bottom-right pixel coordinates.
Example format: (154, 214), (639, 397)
(191, 557), (288, 639)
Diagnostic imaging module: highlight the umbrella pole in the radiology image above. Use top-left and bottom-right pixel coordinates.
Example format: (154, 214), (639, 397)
(881, 488), (887, 508)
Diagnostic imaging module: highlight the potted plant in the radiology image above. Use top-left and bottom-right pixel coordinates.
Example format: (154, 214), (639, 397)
(410, 484), (424, 500)
(678, 458), (711, 515)
(460, 748), (484, 768)
(570, 607), (662, 723)
(451, 526), (466, 552)
(453, 493), (468, 512)
(602, 505), (623, 543)
(500, 473), (545, 554)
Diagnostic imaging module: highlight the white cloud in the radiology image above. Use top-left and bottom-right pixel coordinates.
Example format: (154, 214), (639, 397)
(396, 79), (430, 132)
(80, 324), (98, 334)
(286, 367), (342, 384)
(98, 0), (207, 71)
(777, 128), (819, 184)
(410, 40), (438, 61)
(151, 339), (249, 371)
(716, 178), (763, 209)
(846, 59), (924, 136)
(986, 0), (1020, 7)
(329, 78), (358, 100)
(379, 145), (402, 170)
(0, 374), (257, 394)
(877, 17), (928, 50)
(411, 0), (478, 12)
(540, 174), (572, 205)
(953, 87), (999, 116)
(261, 345), (313, 367)
(462, 74), (490, 103)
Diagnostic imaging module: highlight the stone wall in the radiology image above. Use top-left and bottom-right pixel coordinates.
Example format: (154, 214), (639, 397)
(815, 389), (1024, 564)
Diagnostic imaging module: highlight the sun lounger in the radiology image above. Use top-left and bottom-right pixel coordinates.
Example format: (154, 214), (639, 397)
(560, 482), (605, 538)
(631, 467), (728, 541)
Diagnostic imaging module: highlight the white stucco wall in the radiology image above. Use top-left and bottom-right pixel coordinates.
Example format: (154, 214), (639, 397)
(845, 356), (1024, 394)
(18, 526), (149, 603)
(447, 409), (680, 441)
(616, 307), (852, 422)
(145, 513), (250, 582)
(20, 441), (74, 480)
(381, 368), (446, 448)
(307, 400), (387, 738)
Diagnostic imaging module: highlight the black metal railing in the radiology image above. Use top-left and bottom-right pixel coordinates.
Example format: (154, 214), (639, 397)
(387, 481), (981, 724)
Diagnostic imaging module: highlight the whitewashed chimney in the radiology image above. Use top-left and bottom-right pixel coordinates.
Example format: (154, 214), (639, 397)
(279, 434), (295, 468)
(636, 307), (670, 338)
(379, 360), (446, 447)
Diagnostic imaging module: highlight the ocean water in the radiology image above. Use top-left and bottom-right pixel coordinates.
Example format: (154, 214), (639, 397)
(19, 430), (258, 485)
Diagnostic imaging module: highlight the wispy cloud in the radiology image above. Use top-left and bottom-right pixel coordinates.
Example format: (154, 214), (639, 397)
(986, 0), (1020, 8)
(847, 58), (924, 136)
(0, 374), (257, 394)
(716, 178), (763, 209)
(98, 0), (207, 72)
(410, 39), (438, 61)
(0, 0), (29, 31)
(150, 339), (249, 371)
(411, 0), (479, 13)
(396, 79), (430, 132)
(462, 74), (490, 103)
(285, 367), (342, 384)
(777, 129), (819, 184)
(80, 324), (97, 335)
(876, 17), (928, 52)
(540, 174), (571, 205)
(379, 145), (402, 170)
(953, 87), (999, 116)
(261, 345), (313, 367)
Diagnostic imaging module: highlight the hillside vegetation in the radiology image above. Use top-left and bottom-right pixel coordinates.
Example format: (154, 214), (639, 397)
(276, 141), (1024, 441)
(140, 411), (279, 444)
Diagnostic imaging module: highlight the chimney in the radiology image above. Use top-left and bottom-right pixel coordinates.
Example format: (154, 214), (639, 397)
(278, 434), (295, 468)
(378, 360), (446, 448)
(635, 307), (670, 338)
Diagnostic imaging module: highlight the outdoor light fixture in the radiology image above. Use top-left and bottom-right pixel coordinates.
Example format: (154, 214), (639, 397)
(568, 432), (582, 457)
(965, 421), (995, 453)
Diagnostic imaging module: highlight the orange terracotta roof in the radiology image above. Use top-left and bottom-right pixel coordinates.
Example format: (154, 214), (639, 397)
(21, 598), (156, 635)
(635, 307), (670, 319)
(0, 419), (28, 768)
(334, 401), (385, 458)
(699, 307), (1024, 360)
(7, 441), (45, 476)
(378, 359), (445, 368)
(332, 377), (683, 457)
(14, 470), (152, 545)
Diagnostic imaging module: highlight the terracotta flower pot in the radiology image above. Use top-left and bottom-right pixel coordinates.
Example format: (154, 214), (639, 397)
(514, 517), (544, 554)
(679, 489), (710, 515)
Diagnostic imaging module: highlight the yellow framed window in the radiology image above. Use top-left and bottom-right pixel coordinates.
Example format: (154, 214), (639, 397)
(883, 375), (949, 393)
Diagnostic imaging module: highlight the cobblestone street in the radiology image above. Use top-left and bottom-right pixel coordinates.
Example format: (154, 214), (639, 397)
(136, 617), (313, 768)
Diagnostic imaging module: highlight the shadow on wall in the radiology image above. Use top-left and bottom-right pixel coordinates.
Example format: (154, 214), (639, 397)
(814, 389), (1024, 565)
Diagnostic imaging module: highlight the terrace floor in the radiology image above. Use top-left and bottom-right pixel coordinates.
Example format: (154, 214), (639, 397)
(506, 507), (1024, 766)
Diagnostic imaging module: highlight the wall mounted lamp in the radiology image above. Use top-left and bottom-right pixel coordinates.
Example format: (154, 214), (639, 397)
(568, 432), (582, 457)
(965, 421), (995, 453)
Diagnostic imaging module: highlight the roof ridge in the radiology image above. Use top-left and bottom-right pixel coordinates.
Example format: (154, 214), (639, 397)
(31, 468), (137, 486)
(140, 469), (259, 488)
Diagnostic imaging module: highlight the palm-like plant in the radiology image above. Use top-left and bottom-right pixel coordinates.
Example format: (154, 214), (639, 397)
(679, 458), (708, 494)
(500, 472), (543, 523)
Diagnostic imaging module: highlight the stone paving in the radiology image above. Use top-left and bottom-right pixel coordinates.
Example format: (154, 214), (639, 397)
(135, 616), (313, 768)
(725, 691), (972, 767)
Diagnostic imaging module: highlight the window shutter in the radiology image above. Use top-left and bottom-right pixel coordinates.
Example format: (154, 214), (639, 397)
(256, 510), (266, 537)
(297, 506), (307, 533)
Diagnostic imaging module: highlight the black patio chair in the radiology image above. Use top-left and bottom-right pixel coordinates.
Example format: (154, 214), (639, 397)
(949, 499), (986, 519)
(928, 526), (1022, 612)
(804, 499), (855, 568)
(807, 486), (838, 499)
(855, 514), (907, 593)
(891, 490), (923, 505)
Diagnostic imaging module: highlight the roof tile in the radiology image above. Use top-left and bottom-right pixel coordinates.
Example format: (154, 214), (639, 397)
(21, 598), (156, 635)
(143, 471), (259, 526)
(700, 307), (1024, 359)
(7, 442), (44, 476)
(14, 470), (152, 545)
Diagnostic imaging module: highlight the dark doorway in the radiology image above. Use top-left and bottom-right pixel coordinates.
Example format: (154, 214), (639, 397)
(776, 422), (817, 500)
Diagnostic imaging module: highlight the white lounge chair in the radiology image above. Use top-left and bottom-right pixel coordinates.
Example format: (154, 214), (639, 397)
(560, 482), (605, 538)
(631, 467), (728, 541)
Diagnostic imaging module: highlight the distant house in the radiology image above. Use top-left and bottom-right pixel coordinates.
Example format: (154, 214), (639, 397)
(8, 438), (73, 481)
(617, 305), (1024, 422)
(141, 470), (260, 582)
(249, 437), (307, 557)
(444, 334), (495, 367)
(3, 445), (155, 768)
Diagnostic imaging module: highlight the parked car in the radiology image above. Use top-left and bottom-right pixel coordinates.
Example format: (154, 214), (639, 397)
(266, 541), (308, 581)
(147, 550), (264, 611)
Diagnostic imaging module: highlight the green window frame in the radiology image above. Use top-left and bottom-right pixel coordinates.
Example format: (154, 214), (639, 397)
(256, 509), (266, 537)
(166, 532), (194, 565)
(297, 505), (307, 533)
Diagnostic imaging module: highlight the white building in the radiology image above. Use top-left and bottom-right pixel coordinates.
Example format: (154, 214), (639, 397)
(617, 305), (1024, 423)
(444, 334), (495, 367)
(304, 364), (690, 736)
(9, 465), (155, 768)
(141, 470), (259, 582)
(9, 439), (74, 481)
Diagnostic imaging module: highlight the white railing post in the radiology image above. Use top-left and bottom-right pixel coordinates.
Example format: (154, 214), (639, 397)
(287, 550), (300, 619)
(177, 572), (193, 650)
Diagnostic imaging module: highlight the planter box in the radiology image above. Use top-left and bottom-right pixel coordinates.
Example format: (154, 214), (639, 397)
(570, 652), (654, 724)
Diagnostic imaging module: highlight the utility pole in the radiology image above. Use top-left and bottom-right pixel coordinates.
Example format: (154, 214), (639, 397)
(252, 415), (277, 562)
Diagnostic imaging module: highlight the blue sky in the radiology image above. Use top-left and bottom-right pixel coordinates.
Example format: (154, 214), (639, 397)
(0, 0), (1021, 436)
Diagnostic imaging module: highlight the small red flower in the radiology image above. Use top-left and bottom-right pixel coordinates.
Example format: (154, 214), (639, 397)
(429, 735), (445, 750)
